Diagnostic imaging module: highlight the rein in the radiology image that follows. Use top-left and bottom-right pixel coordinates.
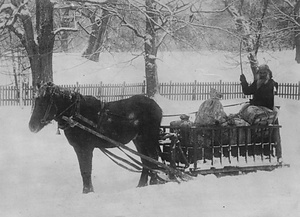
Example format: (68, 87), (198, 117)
(162, 101), (248, 118)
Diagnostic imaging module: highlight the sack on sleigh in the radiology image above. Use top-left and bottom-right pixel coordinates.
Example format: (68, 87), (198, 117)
(170, 114), (193, 129)
(194, 89), (227, 126)
(239, 104), (276, 125)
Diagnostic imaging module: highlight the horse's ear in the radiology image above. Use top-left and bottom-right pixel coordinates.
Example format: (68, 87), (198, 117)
(47, 81), (54, 86)
(51, 85), (61, 97)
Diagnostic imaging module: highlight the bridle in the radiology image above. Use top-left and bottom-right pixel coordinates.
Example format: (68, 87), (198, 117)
(40, 95), (57, 124)
(39, 89), (80, 125)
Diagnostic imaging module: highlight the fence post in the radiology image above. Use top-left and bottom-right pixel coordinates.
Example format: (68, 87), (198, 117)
(19, 81), (23, 107)
(298, 81), (300, 100)
(98, 81), (102, 97)
(169, 81), (172, 100)
(76, 82), (80, 93)
(122, 81), (126, 99)
(219, 79), (222, 97)
(192, 80), (197, 100)
(142, 80), (146, 95)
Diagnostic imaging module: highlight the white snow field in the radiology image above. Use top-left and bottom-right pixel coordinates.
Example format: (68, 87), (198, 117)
(1, 51), (300, 217)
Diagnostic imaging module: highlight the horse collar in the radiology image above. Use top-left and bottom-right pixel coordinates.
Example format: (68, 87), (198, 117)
(73, 93), (81, 115)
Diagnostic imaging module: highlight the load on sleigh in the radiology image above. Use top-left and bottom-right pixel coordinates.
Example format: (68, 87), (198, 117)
(159, 88), (284, 175)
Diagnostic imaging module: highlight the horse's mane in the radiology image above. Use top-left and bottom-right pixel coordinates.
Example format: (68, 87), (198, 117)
(37, 82), (80, 100)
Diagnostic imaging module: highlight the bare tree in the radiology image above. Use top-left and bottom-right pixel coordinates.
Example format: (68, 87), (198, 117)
(223, 0), (269, 79)
(0, 0), (82, 87)
(112, 0), (194, 97)
(270, 0), (300, 63)
(0, 0), (55, 87)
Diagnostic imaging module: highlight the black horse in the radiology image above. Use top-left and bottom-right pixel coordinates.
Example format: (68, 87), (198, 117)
(29, 82), (163, 193)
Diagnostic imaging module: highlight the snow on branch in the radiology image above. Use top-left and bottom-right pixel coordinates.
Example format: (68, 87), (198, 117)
(53, 27), (79, 35)
(190, 1), (234, 14)
(121, 22), (145, 39)
(271, 0), (300, 28)
(0, 0), (29, 38)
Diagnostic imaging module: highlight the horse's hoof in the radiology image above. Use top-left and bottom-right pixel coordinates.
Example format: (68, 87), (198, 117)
(136, 183), (148, 188)
(82, 186), (94, 194)
(150, 177), (167, 185)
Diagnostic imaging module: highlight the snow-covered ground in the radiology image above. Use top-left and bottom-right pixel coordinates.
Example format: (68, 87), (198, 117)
(1, 51), (300, 217)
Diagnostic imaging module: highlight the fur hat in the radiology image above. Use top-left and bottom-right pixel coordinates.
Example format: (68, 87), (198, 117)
(257, 64), (273, 78)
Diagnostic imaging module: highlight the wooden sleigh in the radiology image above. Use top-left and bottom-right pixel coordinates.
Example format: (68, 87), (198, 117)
(159, 106), (289, 177)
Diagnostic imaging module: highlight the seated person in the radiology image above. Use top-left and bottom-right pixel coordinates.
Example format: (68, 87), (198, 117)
(240, 64), (278, 110)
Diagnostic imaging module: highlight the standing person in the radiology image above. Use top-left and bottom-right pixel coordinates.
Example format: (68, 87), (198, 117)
(240, 64), (278, 110)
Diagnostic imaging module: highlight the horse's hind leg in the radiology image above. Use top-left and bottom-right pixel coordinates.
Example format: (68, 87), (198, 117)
(73, 145), (94, 193)
(133, 134), (161, 187)
(133, 137), (150, 187)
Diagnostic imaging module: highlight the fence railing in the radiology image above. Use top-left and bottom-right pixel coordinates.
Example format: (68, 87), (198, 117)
(1, 81), (300, 106)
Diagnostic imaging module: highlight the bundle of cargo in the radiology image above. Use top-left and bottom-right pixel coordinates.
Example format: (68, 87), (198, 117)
(194, 88), (227, 126)
(159, 88), (286, 176)
(239, 104), (278, 125)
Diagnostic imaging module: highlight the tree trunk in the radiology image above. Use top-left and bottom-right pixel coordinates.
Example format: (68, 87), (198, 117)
(36, 0), (55, 84)
(2, 0), (55, 89)
(61, 9), (70, 52)
(295, 34), (300, 63)
(144, 0), (159, 97)
(82, 1), (116, 62)
(294, 1), (300, 63)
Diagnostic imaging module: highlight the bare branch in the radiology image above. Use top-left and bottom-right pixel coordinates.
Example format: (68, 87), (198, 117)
(53, 27), (78, 35)
(180, 18), (239, 40)
(0, 0), (30, 42)
(254, 0), (269, 55)
(271, 0), (300, 27)
(66, 0), (108, 5)
(112, 11), (145, 39)
(76, 21), (92, 35)
(190, 1), (234, 14)
(284, 0), (295, 8)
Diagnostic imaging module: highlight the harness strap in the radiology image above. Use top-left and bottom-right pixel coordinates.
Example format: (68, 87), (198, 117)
(101, 148), (142, 173)
(64, 112), (168, 174)
(62, 115), (192, 182)
(41, 98), (55, 124)
(75, 113), (98, 129)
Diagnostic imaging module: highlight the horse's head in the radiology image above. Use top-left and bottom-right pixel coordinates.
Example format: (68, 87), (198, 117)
(29, 82), (60, 133)
(29, 82), (78, 133)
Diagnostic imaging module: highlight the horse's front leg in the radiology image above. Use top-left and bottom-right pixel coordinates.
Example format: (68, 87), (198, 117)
(73, 146), (94, 193)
